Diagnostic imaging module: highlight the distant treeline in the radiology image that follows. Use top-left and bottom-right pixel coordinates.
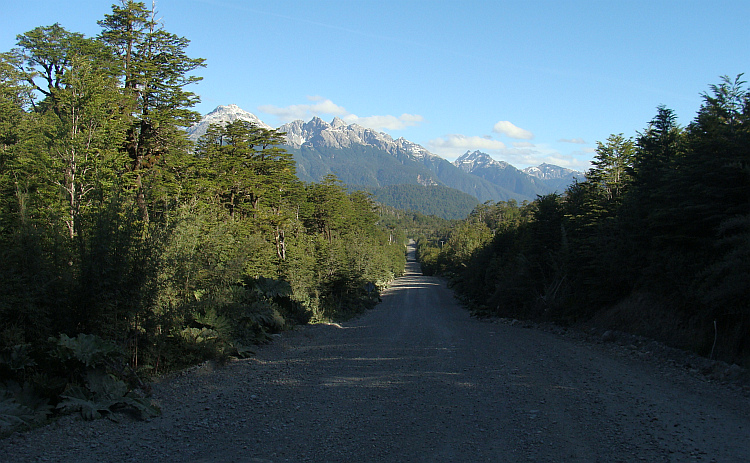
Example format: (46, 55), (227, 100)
(418, 76), (750, 367)
(0, 2), (404, 429)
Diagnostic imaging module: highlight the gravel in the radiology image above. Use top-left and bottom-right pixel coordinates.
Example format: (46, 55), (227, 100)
(4, 247), (750, 462)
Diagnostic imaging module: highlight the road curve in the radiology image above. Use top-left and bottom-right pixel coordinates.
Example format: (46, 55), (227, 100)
(5, 244), (750, 462)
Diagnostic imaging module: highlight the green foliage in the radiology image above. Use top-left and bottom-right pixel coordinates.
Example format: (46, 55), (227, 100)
(0, 332), (158, 433)
(0, 394), (37, 431)
(0, 344), (37, 372)
(57, 370), (159, 421)
(588, 133), (635, 202)
(0, 2), (408, 432)
(0, 382), (53, 432)
(372, 184), (479, 220)
(425, 76), (750, 365)
(190, 120), (296, 218)
(51, 333), (122, 369)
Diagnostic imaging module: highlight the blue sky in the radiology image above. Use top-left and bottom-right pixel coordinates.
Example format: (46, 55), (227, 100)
(2, 1), (748, 170)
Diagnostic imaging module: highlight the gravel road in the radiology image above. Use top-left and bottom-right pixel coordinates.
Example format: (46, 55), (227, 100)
(5, 246), (750, 462)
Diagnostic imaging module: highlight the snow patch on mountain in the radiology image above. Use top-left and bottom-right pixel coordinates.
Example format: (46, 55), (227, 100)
(279, 117), (441, 161)
(454, 150), (511, 173)
(186, 104), (271, 142)
(522, 163), (581, 180)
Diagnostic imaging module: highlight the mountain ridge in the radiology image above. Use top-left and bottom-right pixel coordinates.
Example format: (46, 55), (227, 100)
(187, 105), (584, 212)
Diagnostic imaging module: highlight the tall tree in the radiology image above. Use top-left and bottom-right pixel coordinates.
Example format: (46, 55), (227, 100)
(587, 133), (635, 203)
(192, 121), (297, 217)
(303, 174), (351, 244)
(651, 75), (749, 252)
(45, 51), (130, 238)
(7, 26), (130, 239)
(634, 105), (682, 176)
(620, 106), (684, 275)
(98, 0), (205, 222)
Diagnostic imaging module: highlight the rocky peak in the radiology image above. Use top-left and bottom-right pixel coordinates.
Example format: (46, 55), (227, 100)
(187, 104), (271, 142)
(454, 150), (509, 173)
(523, 163), (581, 180)
(280, 116), (427, 156)
(193, 105), (443, 163)
(306, 116), (330, 131)
(331, 117), (348, 129)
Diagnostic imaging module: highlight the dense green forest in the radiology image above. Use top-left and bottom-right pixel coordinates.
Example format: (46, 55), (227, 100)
(371, 184), (479, 220)
(0, 2), (405, 429)
(419, 76), (749, 367)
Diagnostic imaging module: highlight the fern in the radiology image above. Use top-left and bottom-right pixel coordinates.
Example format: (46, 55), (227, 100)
(179, 327), (220, 344)
(231, 342), (256, 358)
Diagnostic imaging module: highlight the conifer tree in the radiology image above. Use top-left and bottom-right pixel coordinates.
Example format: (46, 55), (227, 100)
(587, 133), (635, 203)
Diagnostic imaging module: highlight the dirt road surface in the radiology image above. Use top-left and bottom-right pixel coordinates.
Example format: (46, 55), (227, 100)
(5, 246), (750, 462)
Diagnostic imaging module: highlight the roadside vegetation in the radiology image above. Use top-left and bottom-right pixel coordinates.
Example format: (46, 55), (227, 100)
(418, 76), (750, 368)
(0, 2), (404, 433)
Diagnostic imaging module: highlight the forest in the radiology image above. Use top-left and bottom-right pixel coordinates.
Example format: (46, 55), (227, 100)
(418, 76), (749, 369)
(1, 0), (748, 436)
(371, 184), (479, 220)
(0, 2), (405, 429)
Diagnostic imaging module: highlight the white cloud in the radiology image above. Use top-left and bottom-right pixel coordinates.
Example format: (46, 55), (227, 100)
(258, 96), (348, 122)
(499, 146), (593, 171)
(492, 121), (534, 140)
(258, 96), (424, 131)
(428, 134), (506, 153)
(558, 137), (587, 144)
(344, 113), (424, 131)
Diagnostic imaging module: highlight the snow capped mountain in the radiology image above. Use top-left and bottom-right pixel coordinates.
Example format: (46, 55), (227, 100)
(187, 105), (582, 203)
(278, 116), (439, 160)
(454, 150), (511, 173)
(186, 104), (271, 142)
(452, 151), (584, 198)
(393, 137), (435, 160)
(452, 150), (547, 198)
(523, 163), (582, 181)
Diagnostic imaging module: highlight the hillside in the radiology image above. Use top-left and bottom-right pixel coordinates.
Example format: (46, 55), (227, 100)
(371, 184), (479, 220)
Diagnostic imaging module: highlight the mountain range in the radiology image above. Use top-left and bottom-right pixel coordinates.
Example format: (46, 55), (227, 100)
(187, 105), (583, 217)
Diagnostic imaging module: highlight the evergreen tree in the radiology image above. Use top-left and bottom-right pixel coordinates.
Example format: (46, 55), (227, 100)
(0, 52), (29, 229)
(98, 0), (205, 222)
(649, 76), (749, 287)
(587, 133), (635, 203)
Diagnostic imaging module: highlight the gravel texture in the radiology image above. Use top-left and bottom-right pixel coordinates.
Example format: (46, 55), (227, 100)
(4, 246), (750, 462)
